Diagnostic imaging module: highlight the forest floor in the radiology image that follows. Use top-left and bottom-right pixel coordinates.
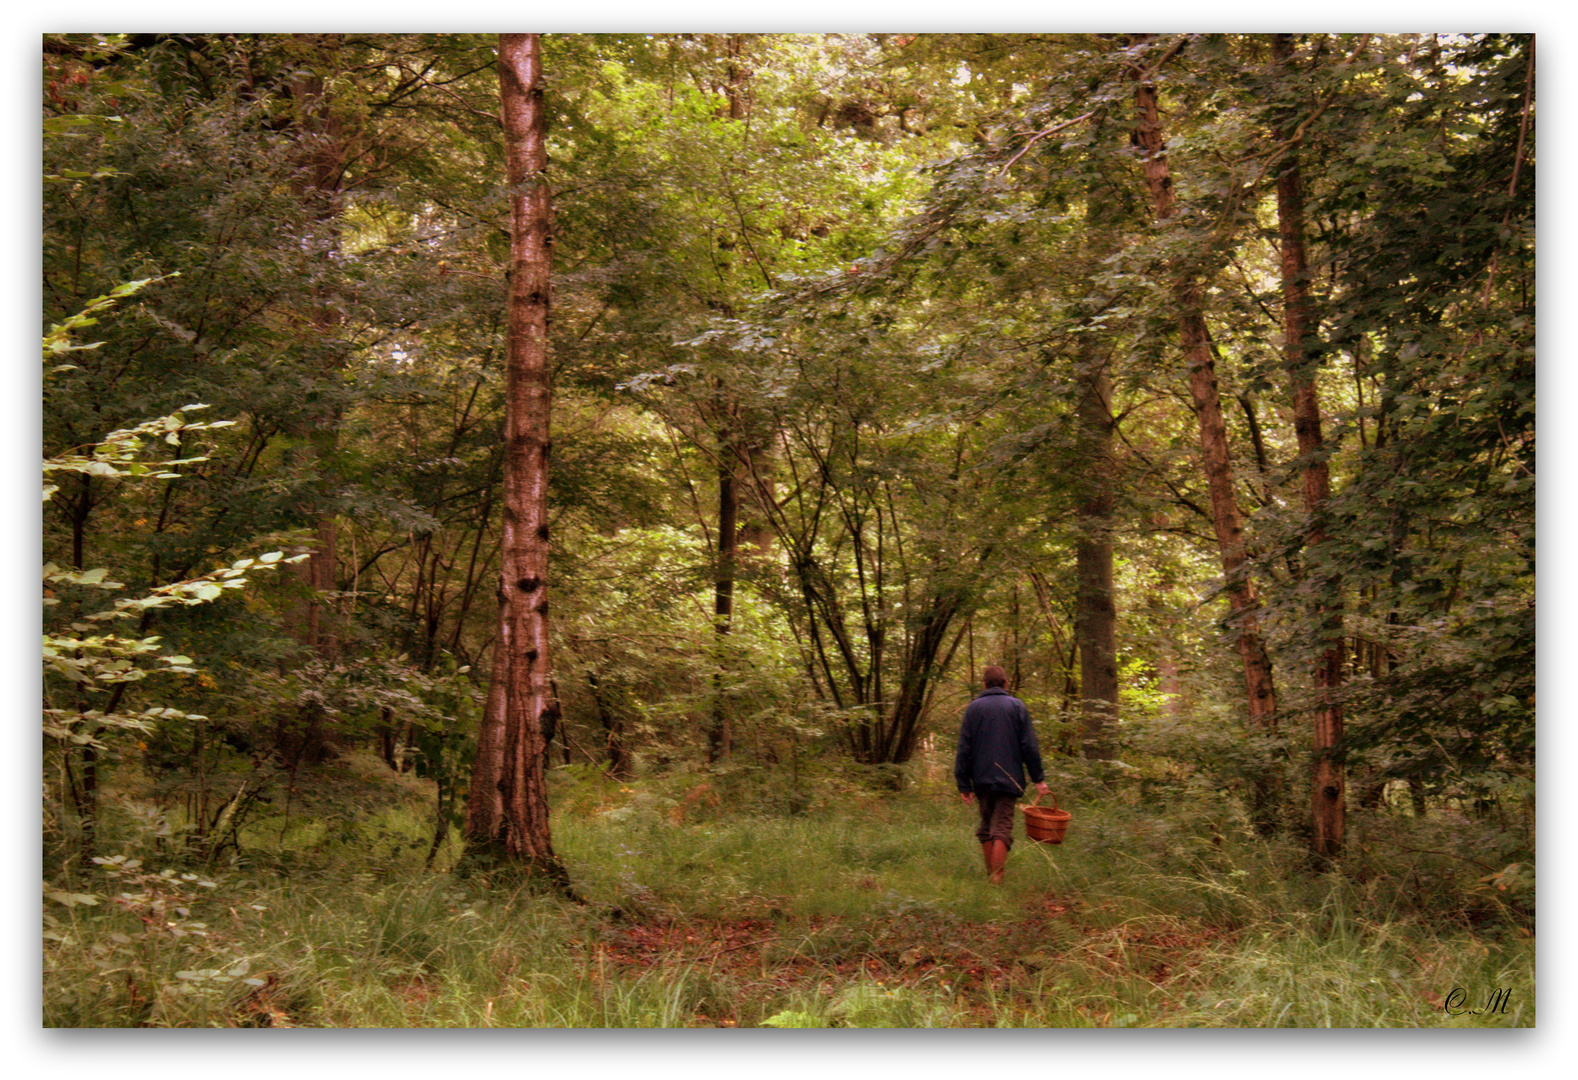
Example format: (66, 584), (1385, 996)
(576, 894), (1233, 1028)
(43, 749), (1535, 1028)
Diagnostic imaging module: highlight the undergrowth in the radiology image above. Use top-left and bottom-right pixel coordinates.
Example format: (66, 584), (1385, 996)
(42, 751), (1534, 1028)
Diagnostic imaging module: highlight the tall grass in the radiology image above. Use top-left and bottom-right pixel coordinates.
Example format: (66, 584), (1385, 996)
(43, 753), (1534, 1027)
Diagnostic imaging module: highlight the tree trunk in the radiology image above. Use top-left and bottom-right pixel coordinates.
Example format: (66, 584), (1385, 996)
(1075, 352), (1119, 759)
(586, 667), (631, 779)
(706, 36), (755, 761)
(883, 589), (966, 764)
(722, 33), (748, 120)
(1128, 39), (1278, 829)
(284, 32), (347, 668)
(464, 625), (509, 840)
(463, 33), (566, 887)
(274, 34), (349, 768)
(1273, 33), (1345, 860)
(1129, 44), (1278, 737)
(709, 426), (739, 763)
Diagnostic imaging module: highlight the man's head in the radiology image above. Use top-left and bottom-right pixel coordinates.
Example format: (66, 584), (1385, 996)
(982, 664), (1008, 688)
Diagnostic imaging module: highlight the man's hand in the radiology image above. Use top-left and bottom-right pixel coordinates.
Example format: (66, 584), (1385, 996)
(960, 792), (973, 804)
(1035, 781), (1049, 797)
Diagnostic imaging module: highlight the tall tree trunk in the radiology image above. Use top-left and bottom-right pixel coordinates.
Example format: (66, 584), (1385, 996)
(276, 33), (348, 766)
(1273, 33), (1345, 860)
(285, 33), (347, 665)
(1128, 39), (1279, 815)
(463, 33), (566, 887)
(709, 429), (739, 763)
(706, 35), (753, 761)
(1075, 352), (1119, 759)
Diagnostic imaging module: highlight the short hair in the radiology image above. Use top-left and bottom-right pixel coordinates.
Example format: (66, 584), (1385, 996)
(982, 665), (1008, 688)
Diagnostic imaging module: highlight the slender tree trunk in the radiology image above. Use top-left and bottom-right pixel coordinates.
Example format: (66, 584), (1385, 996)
(586, 667), (631, 779)
(1027, 570), (1076, 717)
(284, 32), (347, 669)
(1075, 352), (1119, 759)
(1129, 44), (1278, 737)
(1129, 39), (1278, 828)
(884, 591), (966, 764)
(463, 33), (565, 887)
(709, 422), (739, 763)
(706, 34), (754, 760)
(64, 476), (102, 847)
(464, 625), (509, 840)
(272, 34), (349, 768)
(1273, 33), (1345, 860)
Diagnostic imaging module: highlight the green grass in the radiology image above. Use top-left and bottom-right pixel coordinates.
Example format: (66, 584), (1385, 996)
(42, 752), (1535, 1028)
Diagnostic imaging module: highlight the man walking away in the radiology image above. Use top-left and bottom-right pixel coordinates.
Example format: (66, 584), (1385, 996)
(954, 665), (1049, 884)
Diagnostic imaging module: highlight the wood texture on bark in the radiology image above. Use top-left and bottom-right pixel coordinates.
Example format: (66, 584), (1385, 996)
(475, 33), (563, 880)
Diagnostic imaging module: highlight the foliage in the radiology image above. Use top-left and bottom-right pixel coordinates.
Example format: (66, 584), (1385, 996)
(42, 285), (306, 756)
(41, 33), (1532, 903)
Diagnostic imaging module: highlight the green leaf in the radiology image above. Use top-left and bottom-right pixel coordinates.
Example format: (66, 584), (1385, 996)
(45, 889), (100, 908)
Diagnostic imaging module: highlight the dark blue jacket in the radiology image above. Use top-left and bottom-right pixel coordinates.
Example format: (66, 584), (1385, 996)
(953, 687), (1045, 795)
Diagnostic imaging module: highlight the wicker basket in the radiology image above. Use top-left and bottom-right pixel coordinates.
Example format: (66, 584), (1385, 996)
(1022, 790), (1071, 844)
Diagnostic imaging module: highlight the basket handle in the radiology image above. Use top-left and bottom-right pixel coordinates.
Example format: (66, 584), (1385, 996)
(1027, 789), (1059, 812)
